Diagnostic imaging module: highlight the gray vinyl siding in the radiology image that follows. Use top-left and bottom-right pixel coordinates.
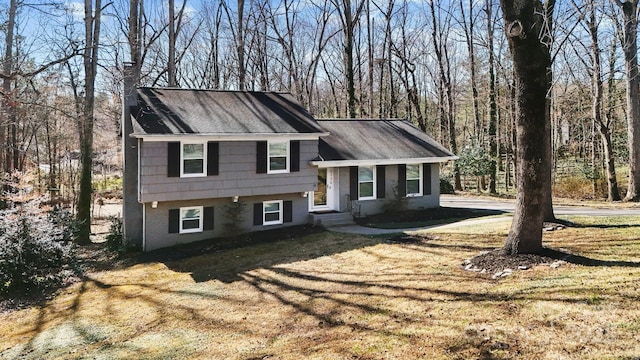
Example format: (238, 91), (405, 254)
(144, 193), (310, 251)
(139, 140), (318, 203)
(335, 163), (440, 217)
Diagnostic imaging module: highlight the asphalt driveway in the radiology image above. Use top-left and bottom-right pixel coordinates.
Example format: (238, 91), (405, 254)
(330, 194), (640, 235)
(440, 195), (640, 216)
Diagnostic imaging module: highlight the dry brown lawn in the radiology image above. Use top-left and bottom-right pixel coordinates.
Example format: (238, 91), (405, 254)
(1, 215), (640, 360)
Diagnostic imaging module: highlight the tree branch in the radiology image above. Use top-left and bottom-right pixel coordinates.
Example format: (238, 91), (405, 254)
(0, 51), (79, 80)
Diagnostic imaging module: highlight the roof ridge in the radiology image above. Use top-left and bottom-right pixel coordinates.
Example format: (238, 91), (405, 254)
(137, 87), (292, 95)
(316, 118), (408, 121)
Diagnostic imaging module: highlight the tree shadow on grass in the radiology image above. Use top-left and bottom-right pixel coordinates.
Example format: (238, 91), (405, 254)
(162, 226), (392, 283)
(11, 229), (639, 360)
(541, 247), (640, 268)
(548, 217), (640, 230)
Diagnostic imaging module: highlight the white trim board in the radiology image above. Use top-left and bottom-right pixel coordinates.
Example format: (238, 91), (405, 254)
(131, 132), (329, 142)
(310, 156), (458, 168)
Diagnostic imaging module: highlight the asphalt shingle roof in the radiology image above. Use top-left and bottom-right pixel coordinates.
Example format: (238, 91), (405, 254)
(316, 119), (455, 161)
(131, 88), (325, 135)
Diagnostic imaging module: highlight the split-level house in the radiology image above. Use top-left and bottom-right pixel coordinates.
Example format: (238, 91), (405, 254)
(122, 79), (456, 252)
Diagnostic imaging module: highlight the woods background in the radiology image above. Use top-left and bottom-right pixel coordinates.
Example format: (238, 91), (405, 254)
(0, 0), (637, 208)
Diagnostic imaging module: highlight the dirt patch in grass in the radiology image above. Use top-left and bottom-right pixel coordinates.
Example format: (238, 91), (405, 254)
(463, 248), (566, 277)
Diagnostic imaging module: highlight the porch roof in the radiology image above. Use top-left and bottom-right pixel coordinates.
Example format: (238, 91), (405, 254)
(313, 119), (457, 166)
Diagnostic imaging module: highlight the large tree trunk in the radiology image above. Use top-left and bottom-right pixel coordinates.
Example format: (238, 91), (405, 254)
(500, 0), (554, 255)
(76, 0), (102, 245)
(617, 0), (640, 201)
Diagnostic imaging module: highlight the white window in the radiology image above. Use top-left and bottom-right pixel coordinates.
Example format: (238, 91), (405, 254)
(358, 166), (376, 200)
(180, 206), (203, 233)
(406, 164), (422, 196)
(263, 200), (283, 225)
(181, 142), (206, 177)
(268, 141), (289, 173)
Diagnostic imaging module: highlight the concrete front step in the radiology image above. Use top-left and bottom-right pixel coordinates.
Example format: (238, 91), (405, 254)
(309, 211), (355, 227)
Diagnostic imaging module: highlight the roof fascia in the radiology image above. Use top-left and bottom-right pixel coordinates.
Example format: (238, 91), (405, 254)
(133, 132), (329, 142)
(310, 156), (459, 168)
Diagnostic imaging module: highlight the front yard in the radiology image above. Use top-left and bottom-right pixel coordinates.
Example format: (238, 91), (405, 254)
(1, 215), (640, 359)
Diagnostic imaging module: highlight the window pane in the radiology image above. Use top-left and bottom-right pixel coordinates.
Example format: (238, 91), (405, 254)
(184, 159), (204, 174)
(264, 202), (280, 212)
(182, 219), (200, 229)
(315, 168), (327, 206)
(269, 142), (287, 156)
(407, 179), (420, 195)
(360, 182), (373, 197)
(358, 167), (373, 181)
(183, 144), (204, 159)
(269, 156), (287, 171)
(265, 212), (280, 222)
(407, 164), (420, 180)
(182, 208), (200, 219)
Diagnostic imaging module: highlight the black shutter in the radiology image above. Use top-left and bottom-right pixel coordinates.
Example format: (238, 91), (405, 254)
(349, 166), (358, 200)
(423, 163), (432, 195)
(256, 141), (267, 173)
(376, 165), (386, 199)
(253, 203), (263, 225)
(290, 140), (300, 172)
(168, 209), (179, 233)
(398, 164), (407, 197)
(283, 200), (293, 223)
(207, 142), (219, 176)
(167, 142), (180, 177)
(203, 206), (214, 230)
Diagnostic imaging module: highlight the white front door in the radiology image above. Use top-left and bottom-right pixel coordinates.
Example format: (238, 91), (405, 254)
(310, 168), (338, 211)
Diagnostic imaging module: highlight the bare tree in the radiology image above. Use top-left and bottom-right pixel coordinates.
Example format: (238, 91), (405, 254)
(486, 0), (499, 194)
(395, 1), (425, 129)
(1, 0), (18, 173)
(2, 1), (79, 175)
(76, 0), (103, 244)
(168, 0), (177, 86)
(460, 0), (482, 145)
(331, 0), (366, 118)
(219, 0), (248, 90)
(429, 0), (462, 190)
(581, 0), (621, 201)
